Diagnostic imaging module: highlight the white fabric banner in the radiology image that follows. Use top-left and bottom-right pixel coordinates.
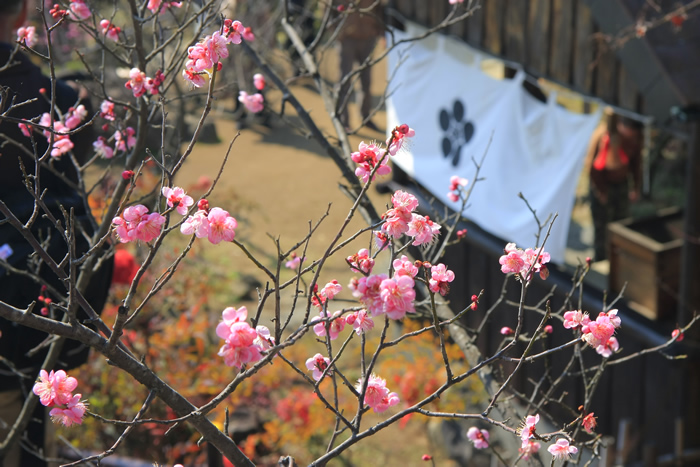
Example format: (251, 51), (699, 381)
(386, 24), (602, 263)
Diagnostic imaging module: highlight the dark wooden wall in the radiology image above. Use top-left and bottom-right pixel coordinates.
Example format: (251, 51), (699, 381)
(391, 0), (644, 114)
(390, 173), (699, 461)
(441, 216), (699, 461)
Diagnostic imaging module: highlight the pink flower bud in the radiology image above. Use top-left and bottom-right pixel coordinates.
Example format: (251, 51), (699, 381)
(121, 170), (134, 180)
(544, 325), (553, 334)
(197, 198), (210, 212)
(500, 326), (514, 336)
(672, 328), (684, 342)
(422, 454), (433, 461)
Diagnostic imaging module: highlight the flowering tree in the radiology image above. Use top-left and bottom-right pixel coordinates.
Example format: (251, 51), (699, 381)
(0, 1), (696, 466)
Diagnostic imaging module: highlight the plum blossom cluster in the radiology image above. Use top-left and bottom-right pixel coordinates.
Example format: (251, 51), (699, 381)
(99, 19), (121, 42)
(382, 190), (441, 247)
(112, 204), (166, 243)
(32, 370), (87, 427)
(125, 68), (164, 98)
(182, 19), (253, 88)
(93, 127), (136, 160)
(447, 175), (468, 202)
(147, 0), (183, 14)
(180, 200), (238, 245)
(238, 91), (264, 113)
(16, 25), (36, 47)
(563, 309), (621, 357)
(19, 105), (88, 158)
(351, 141), (390, 184)
(216, 306), (273, 369)
(429, 263), (455, 296)
(499, 242), (550, 280)
(356, 374), (400, 413)
(347, 248), (375, 274)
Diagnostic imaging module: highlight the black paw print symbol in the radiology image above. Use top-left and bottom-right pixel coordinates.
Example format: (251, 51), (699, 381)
(439, 100), (475, 167)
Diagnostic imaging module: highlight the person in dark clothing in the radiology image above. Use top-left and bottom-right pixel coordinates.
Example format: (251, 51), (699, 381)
(0, 2), (112, 465)
(584, 112), (643, 261)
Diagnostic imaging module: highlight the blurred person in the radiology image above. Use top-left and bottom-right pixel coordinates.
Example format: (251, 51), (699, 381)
(584, 111), (643, 261)
(335, 0), (385, 132)
(0, 2), (112, 465)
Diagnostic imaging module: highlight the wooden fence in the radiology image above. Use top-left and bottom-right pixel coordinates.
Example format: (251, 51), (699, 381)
(389, 0), (645, 114)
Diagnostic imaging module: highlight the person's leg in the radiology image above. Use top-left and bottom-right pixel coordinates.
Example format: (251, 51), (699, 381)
(590, 188), (608, 261)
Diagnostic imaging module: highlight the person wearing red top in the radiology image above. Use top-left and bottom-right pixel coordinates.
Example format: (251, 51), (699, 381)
(584, 112), (643, 261)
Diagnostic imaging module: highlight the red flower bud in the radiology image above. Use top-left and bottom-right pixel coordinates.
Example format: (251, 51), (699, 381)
(197, 198), (210, 212)
(121, 170), (134, 180)
(422, 454), (432, 461)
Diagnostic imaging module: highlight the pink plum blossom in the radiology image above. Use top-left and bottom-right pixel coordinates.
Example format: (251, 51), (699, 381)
(64, 105), (87, 129)
(352, 141), (391, 184)
(92, 137), (114, 159)
(563, 310), (589, 330)
(254, 325), (274, 350)
(312, 311), (346, 340)
(125, 68), (147, 97)
(519, 441), (541, 460)
(180, 209), (209, 238)
(33, 370), (78, 407)
(49, 394), (87, 426)
(223, 19), (244, 44)
(548, 438), (578, 459)
(387, 123), (415, 155)
(162, 186), (194, 215)
(347, 249), (375, 274)
(379, 276), (415, 320)
(345, 310), (374, 335)
(205, 207), (237, 244)
(17, 26), (36, 47)
(241, 26), (255, 42)
(582, 412), (597, 434)
(100, 100), (115, 120)
(428, 263), (454, 296)
(393, 255), (418, 278)
(407, 214), (441, 246)
(597, 336), (619, 358)
(306, 353), (331, 381)
(69, 1), (91, 20)
(391, 190), (419, 212)
(216, 306), (264, 369)
(114, 127), (136, 152)
(320, 280), (342, 300)
(350, 274), (387, 316)
(581, 310), (621, 350)
(147, 0), (183, 14)
(356, 374), (400, 413)
(285, 252), (304, 270)
(499, 250), (526, 274)
(112, 205), (164, 243)
(466, 427), (489, 449)
(238, 91), (264, 113)
(520, 414), (539, 448)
